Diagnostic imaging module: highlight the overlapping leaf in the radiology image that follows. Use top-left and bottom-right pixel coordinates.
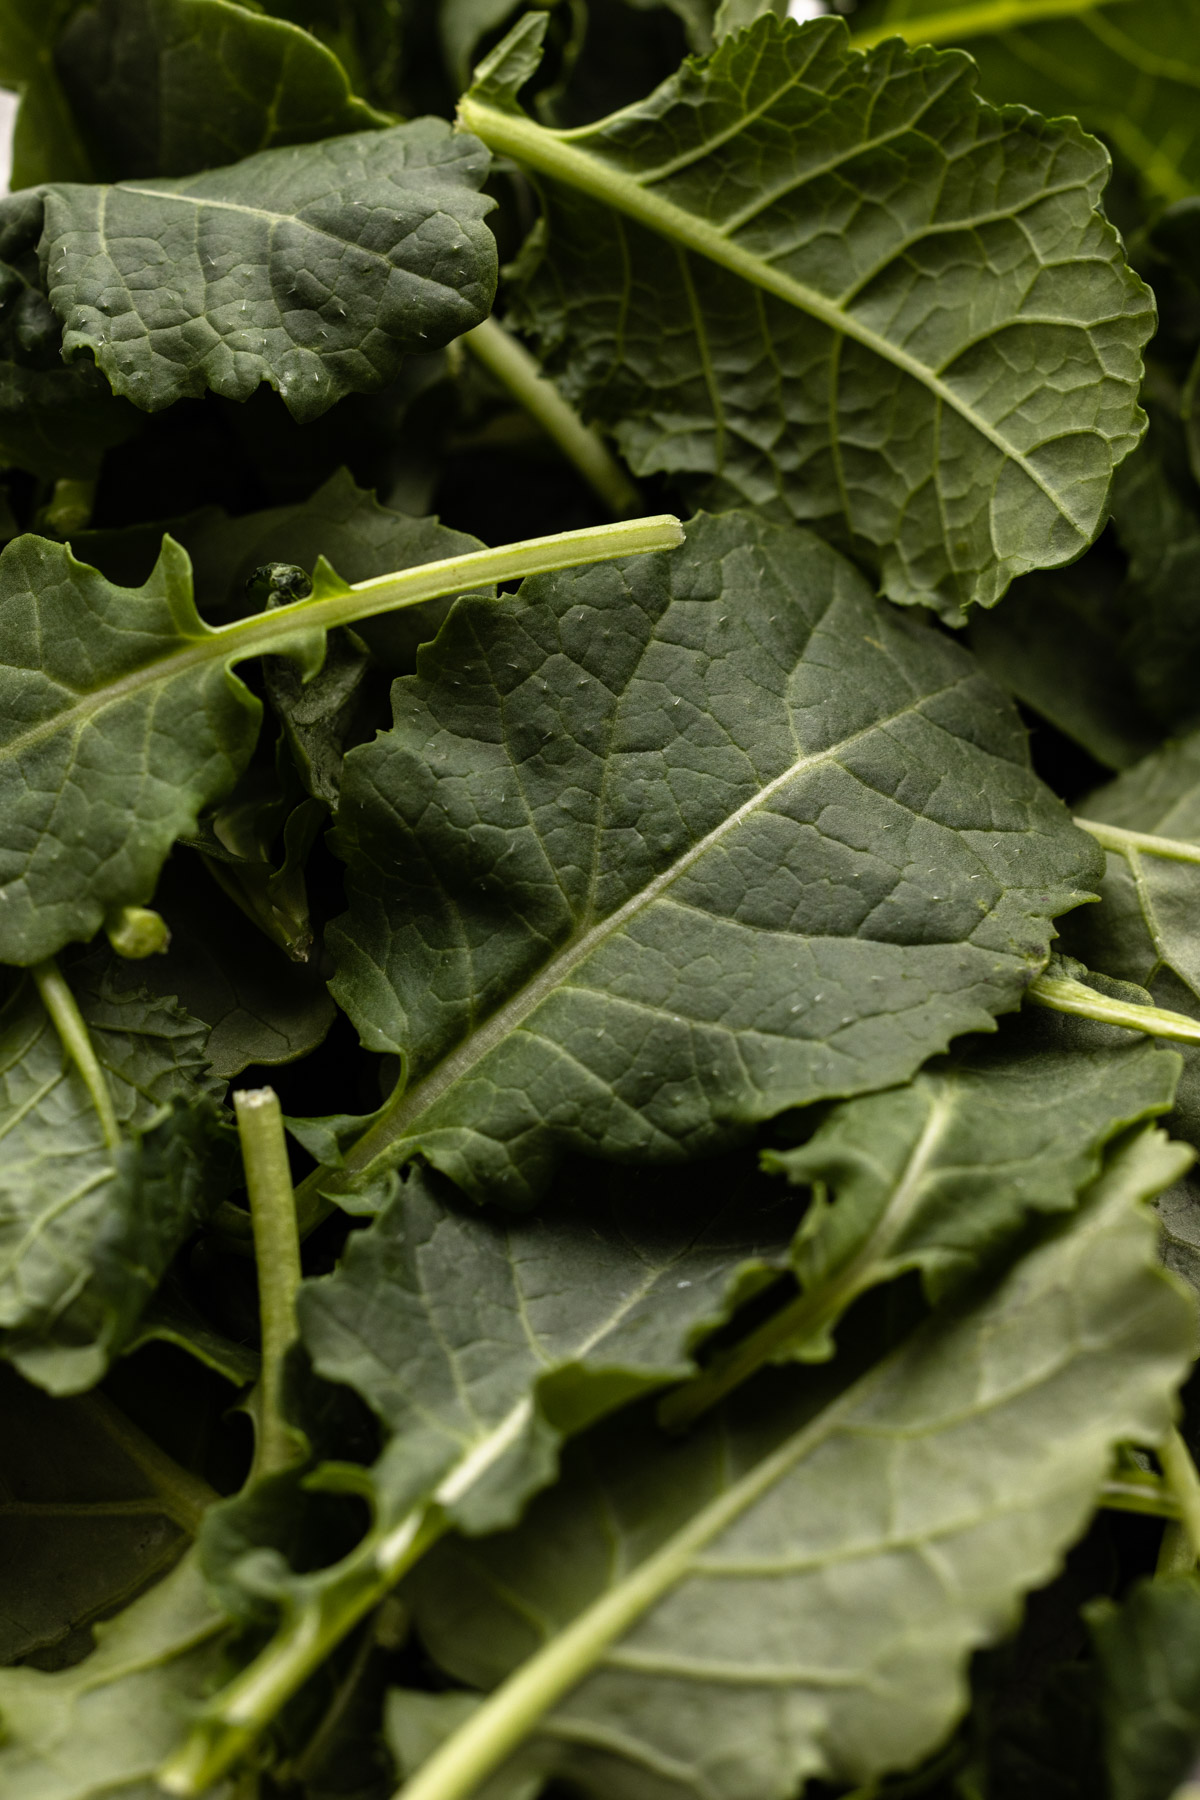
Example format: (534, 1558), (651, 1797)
(464, 11), (1153, 617)
(1088, 1574), (1200, 1800)
(403, 1129), (1194, 1800)
(760, 1009), (1179, 1356)
(0, 959), (225, 1393)
(0, 0), (92, 186)
(849, 0), (1200, 206)
(0, 1370), (214, 1667)
(324, 509), (1101, 1207)
(0, 1554), (231, 1800)
(28, 121), (496, 420)
(0, 193), (137, 480)
(54, 0), (386, 182)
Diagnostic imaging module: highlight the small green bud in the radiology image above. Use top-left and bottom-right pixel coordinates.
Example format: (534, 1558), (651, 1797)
(105, 904), (171, 959)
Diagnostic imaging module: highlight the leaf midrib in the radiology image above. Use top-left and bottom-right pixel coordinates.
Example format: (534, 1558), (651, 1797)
(355, 679), (970, 1169)
(455, 99), (1085, 528)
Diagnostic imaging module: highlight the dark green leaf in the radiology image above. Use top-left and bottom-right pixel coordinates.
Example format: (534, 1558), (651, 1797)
(466, 11), (1153, 617)
(405, 1127), (1194, 1800)
(0, 193), (138, 481)
(54, 0), (387, 182)
(323, 510), (1101, 1207)
(113, 864), (335, 1079)
(33, 121), (497, 420)
(0, 960), (226, 1394)
(1088, 1574), (1200, 1800)
(0, 0), (92, 186)
(0, 1369), (213, 1668)
(849, 0), (1200, 208)
(763, 1008), (1180, 1353)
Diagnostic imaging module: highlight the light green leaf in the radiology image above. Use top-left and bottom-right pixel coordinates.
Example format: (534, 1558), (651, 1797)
(0, 1553), (231, 1800)
(765, 1008), (1180, 1347)
(441, 0), (529, 88)
(322, 510), (1100, 1208)
(463, 11), (1153, 617)
(0, 959), (226, 1394)
(402, 1126), (1195, 1800)
(54, 0), (388, 182)
(1088, 1574), (1200, 1800)
(32, 121), (497, 421)
(848, 0), (1200, 207)
(0, 193), (138, 480)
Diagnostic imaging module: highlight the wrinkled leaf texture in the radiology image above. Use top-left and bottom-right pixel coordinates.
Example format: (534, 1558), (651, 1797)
(469, 11), (1154, 617)
(761, 1007), (1180, 1355)
(404, 1128), (1195, 1800)
(850, 0), (1200, 206)
(0, 960), (224, 1393)
(28, 120), (496, 419)
(324, 510), (1101, 1207)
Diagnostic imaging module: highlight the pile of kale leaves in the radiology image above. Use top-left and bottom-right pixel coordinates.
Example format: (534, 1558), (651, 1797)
(5, 0), (1200, 1795)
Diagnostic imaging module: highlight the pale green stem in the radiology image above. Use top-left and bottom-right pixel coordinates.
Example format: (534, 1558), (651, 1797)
(1025, 973), (1200, 1045)
(848, 0), (1119, 51)
(235, 1088), (303, 1482)
(1160, 1429), (1200, 1568)
(1075, 816), (1200, 867)
(215, 515), (682, 662)
(160, 1506), (446, 1796)
(32, 957), (120, 1150)
(465, 317), (640, 517)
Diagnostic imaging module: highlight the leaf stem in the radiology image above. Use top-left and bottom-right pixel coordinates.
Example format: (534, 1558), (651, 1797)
(235, 1087), (303, 1482)
(159, 1506), (446, 1796)
(1160, 1429), (1200, 1567)
(465, 317), (640, 517)
(1075, 817), (1200, 867)
(217, 515), (683, 660)
(32, 958), (120, 1150)
(1025, 972), (1200, 1045)
(79, 1390), (219, 1535)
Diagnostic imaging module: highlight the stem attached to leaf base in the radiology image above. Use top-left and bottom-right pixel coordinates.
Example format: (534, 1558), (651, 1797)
(235, 1086), (303, 1482)
(1025, 973), (1200, 1045)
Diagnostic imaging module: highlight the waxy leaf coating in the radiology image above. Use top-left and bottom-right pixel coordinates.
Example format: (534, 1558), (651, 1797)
(326, 510), (1101, 1206)
(472, 12), (1153, 617)
(406, 1129), (1195, 1800)
(37, 121), (497, 420)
